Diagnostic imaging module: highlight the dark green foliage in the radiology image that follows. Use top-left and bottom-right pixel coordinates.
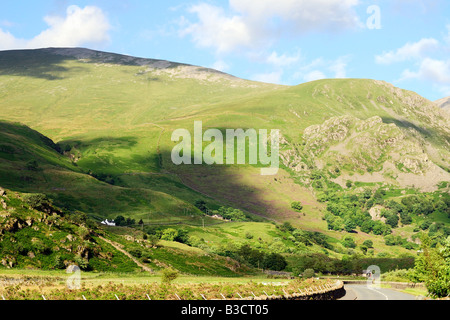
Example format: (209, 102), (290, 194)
(341, 236), (356, 248)
(382, 209), (399, 228)
(277, 222), (295, 233)
(362, 240), (374, 248)
(291, 201), (303, 212)
(210, 207), (248, 222)
(302, 268), (315, 278)
(223, 244), (288, 271)
(412, 235), (450, 298)
(194, 200), (208, 213)
(26, 160), (39, 171)
(24, 193), (59, 214)
(114, 215), (136, 227)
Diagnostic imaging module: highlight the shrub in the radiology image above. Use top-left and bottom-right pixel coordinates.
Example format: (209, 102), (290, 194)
(362, 240), (374, 248)
(303, 268), (315, 279)
(291, 202), (303, 212)
(161, 267), (179, 284)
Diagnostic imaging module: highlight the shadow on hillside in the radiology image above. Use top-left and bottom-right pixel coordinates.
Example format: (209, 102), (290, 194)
(382, 116), (450, 147)
(0, 49), (88, 80)
(381, 117), (432, 137)
(59, 136), (139, 151)
(0, 120), (304, 225)
(0, 48), (185, 81)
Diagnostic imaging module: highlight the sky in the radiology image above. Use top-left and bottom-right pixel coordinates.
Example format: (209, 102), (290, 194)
(1, 0), (450, 101)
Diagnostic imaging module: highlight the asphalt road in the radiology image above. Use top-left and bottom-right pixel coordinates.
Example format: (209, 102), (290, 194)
(340, 284), (418, 300)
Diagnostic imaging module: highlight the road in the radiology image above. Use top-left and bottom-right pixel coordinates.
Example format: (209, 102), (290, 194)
(340, 284), (418, 300)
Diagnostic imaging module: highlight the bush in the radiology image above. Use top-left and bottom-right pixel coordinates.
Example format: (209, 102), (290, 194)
(303, 268), (315, 279)
(362, 240), (374, 248)
(194, 200), (208, 213)
(341, 235), (356, 249)
(161, 228), (178, 241)
(161, 267), (179, 284)
(291, 202), (303, 212)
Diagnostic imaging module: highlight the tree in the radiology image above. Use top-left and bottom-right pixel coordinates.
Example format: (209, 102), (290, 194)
(362, 240), (373, 248)
(194, 200), (208, 213)
(412, 235), (450, 298)
(346, 180), (353, 188)
(344, 219), (357, 233)
(161, 228), (178, 241)
(291, 201), (303, 212)
(303, 268), (315, 279)
(263, 253), (287, 271)
(114, 215), (126, 226)
(161, 267), (179, 284)
(341, 235), (356, 249)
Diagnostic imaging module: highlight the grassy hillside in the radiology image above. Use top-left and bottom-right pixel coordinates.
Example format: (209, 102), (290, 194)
(0, 48), (449, 273)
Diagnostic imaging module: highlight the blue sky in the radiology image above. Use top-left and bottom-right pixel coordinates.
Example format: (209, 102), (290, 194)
(1, 0), (450, 101)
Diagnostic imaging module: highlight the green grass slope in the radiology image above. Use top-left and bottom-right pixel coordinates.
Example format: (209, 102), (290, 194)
(0, 48), (449, 265)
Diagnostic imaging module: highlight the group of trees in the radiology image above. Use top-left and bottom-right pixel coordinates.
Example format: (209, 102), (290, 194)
(412, 235), (450, 298)
(290, 252), (415, 276)
(221, 244), (287, 271)
(323, 192), (392, 236)
(276, 222), (333, 250)
(194, 200), (249, 222)
(114, 215), (136, 227)
(322, 188), (450, 246)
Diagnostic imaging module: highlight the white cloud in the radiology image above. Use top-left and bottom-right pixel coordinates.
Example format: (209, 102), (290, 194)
(375, 38), (440, 65)
(292, 56), (349, 82)
(251, 70), (283, 84)
(266, 51), (301, 67)
(180, 3), (253, 54)
(303, 70), (327, 82)
(329, 56), (350, 78)
(400, 58), (450, 84)
(181, 0), (361, 54)
(211, 60), (230, 72)
(0, 5), (111, 50)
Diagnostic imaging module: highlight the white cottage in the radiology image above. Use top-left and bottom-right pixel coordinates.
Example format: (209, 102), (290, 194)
(101, 219), (116, 226)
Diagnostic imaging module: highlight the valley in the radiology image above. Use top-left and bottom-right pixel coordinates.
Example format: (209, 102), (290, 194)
(0, 48), (449, 299)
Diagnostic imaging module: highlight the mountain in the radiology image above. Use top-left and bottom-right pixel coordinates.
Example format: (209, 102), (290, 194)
(0, 48), (449, 266)
(436, 97), (450, 112)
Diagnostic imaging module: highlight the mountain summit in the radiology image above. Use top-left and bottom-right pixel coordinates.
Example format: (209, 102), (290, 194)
(436, 97), (450, 112)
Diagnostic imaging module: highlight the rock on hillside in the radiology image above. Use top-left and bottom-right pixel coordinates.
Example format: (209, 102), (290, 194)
(281, 115), (450, 192)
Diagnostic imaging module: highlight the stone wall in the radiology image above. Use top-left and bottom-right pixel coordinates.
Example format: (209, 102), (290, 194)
(249, 281), (346, 301)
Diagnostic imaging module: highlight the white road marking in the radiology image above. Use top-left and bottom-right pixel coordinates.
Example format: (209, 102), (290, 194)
(367, 287), (389, 300)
